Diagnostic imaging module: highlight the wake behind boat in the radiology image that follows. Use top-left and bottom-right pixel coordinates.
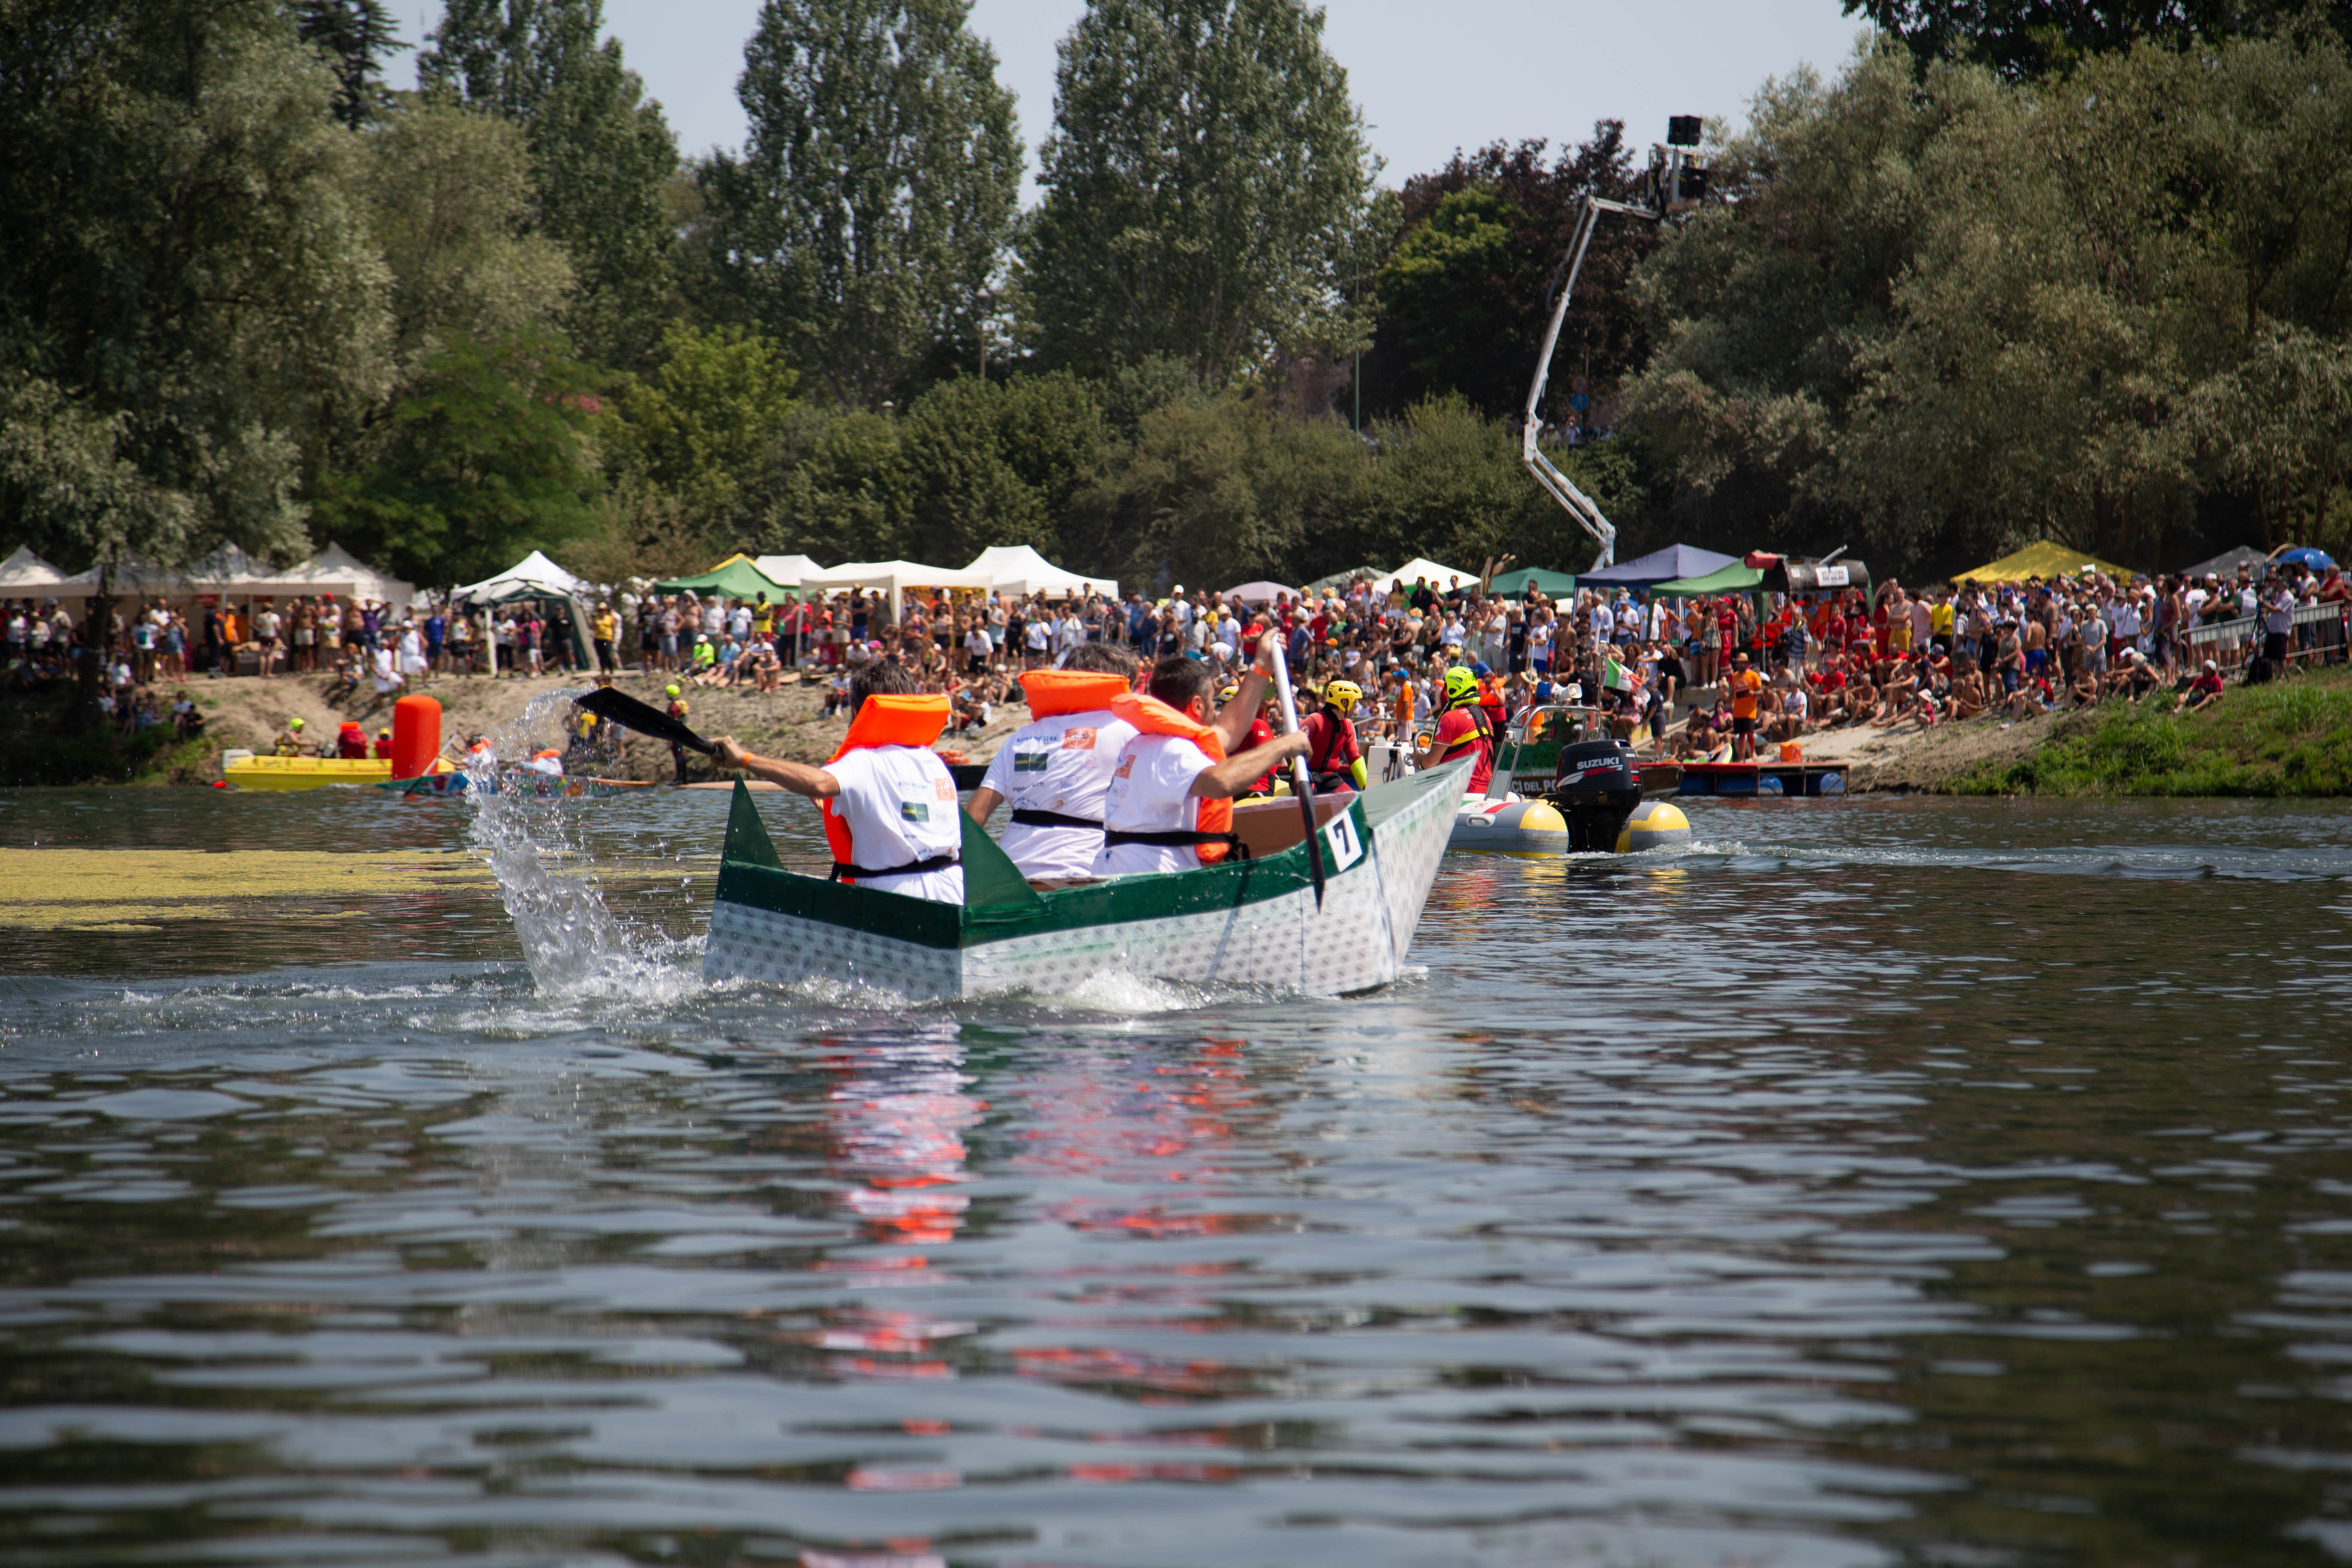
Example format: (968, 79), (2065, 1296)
(702, 758), (1466, 1000)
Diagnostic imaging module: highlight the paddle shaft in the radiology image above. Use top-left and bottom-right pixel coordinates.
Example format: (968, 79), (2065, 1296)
(1267, 640), (1327, 909)
(577, 688), (720, 756)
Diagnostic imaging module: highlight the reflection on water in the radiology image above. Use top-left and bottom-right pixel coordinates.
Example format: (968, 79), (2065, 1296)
(1, 792), (2351, 1563)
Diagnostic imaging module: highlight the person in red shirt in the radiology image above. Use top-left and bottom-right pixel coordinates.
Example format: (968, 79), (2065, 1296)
(1416, 666), (1495, 794)
(371, 727), (393, 760)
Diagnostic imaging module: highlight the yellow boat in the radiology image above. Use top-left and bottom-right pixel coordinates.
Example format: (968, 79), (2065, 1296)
(222, 756), (450, 790)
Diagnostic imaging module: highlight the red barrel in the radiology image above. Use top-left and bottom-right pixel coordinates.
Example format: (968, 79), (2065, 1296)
(390, 695), (442, 779)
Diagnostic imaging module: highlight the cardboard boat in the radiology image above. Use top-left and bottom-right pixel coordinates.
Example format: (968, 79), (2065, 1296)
(701, 760), (1468, 1000)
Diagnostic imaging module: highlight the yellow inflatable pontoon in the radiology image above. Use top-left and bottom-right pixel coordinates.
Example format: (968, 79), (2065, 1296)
(223, 756), (450, 790)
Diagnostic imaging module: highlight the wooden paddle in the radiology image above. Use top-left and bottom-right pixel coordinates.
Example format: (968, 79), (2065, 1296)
(1267, 639), (1327, 909)
(578, 687), (720, 756)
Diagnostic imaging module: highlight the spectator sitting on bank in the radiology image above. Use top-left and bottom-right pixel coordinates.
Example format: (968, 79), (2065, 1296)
(172, 689), (205, 738)
(2068, 663), (2102, 709)
(2007, 672), (2055, 721)
(2107, 649), (2161, 703)
(2181, 658), (2226, 713)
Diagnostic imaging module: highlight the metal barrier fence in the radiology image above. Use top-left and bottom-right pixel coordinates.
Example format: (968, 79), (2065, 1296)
(2184, 602), (2348, 673)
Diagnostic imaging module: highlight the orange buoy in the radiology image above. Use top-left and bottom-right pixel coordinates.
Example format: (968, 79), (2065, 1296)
(390, 695), (442, 779)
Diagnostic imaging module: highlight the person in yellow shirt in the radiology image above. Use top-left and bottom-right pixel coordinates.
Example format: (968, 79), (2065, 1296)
(591, 603), (620, 673)
(1929, 588), (1956, 655)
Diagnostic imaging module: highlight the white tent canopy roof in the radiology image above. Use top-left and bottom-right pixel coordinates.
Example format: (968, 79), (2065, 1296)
(280, 543), (415, 610)
(48, 543), (412, 611)
(453, 550), (591, 605)
(752, 553), (825, 588)
(0, 547), (66, 588)
(963, 545), (1117, 598)
(801, 559), (996, 592)
(1369, 557), (1480, 595)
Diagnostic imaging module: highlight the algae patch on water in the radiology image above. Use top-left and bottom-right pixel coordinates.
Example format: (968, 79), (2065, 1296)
(0, 848), (494, 931)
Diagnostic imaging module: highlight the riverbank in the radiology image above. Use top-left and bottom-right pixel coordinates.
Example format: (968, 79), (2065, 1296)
(0, 668), (1028, 786)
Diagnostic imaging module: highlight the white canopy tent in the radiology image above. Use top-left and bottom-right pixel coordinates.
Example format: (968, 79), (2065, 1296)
(451, 550), (591, 606)
(1369, 557), (1481, 596)
(53, 543), (414, 613)
(280, 543), (414, 612)
(451, 550), (597, 674)
(800, 559), (996, 624)
(752, 553), (826, 589)
(963, 545), (1117, 600)
(0, 547), (67, 589)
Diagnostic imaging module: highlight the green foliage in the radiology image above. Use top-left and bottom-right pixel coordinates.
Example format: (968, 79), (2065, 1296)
(1025, 0), (1376, 386)
(1951, 669), (2352, 796)
(758, 408), (916, 564)
(1844, 0), (2352, 80)
(613, 324), (799, 523)
(900, 372), (1109, 565)
(311, 332), (601, 584)
(0, 695), (211, 787)
(0, 0), (392, 569)
(1066, 395), (1368, 590)
(418, 0), (680, 370)
(1362, 130), (1653, 423)
(1625, 29), (2352, 573)
(701, 0), (1020, 408)
(357, 101), (573, 377)
(290, 0), (407, 130)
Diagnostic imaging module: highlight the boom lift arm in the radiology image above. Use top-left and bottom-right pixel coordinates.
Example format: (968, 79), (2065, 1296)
(1517, 122), (1709, 572)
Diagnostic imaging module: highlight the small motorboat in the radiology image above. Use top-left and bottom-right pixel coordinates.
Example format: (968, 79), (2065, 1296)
(1378, 704), (1692, 855)
(224, 755), (455, 791)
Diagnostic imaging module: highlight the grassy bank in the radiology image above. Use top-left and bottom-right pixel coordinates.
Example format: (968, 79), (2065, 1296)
(0, 692), (213, 787)
(1950, 665), (2352, 796)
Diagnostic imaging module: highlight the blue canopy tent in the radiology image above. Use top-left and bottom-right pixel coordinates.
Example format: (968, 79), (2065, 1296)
(1578, 544), (1739, 590)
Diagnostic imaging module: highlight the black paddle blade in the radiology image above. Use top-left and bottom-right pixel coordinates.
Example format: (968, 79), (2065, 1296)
(578, 688), (718, 755)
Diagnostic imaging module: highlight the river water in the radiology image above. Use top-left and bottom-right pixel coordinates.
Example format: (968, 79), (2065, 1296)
(4, 781), (2352, 1567)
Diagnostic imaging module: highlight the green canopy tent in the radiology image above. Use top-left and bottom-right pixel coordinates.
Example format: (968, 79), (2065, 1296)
(1653, 560), (1766, 596)
(655, 553), (793, 602)
(1488, 567), (1578, 597)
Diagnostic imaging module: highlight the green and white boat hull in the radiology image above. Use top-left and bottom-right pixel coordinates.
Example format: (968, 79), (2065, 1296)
(702, 760), (1466, 999)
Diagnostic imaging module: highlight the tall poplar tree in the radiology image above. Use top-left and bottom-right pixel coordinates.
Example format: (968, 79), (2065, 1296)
(700, 0), (1021, 408)
(418, 0), (678, 368)
(1023, 0), (1376, 386)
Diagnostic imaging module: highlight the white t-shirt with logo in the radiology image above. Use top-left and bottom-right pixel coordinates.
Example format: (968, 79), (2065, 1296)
(1094, 733), (1215, 877)
(826, 744), (965, 903)
(980, 709), (1140, 879)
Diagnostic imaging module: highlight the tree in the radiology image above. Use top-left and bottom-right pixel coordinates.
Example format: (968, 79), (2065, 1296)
(1065, 393), (1367, 588)
(0, 0), (392, 576)
(612, 322), (799, 524)
(1360, 129), (1653, 423)
(1354, 395), (1641, 575)
(899, 371), (1109, 564)
(357, 101), (575, 382)
(755, 409), (916, 562)
(700, 0), (1020, 407)
(311, 331), (601, 583)
(418, 0), (679, 369)
(1844, 0), (2352, 80)
(1024, 0), (1376, 386)
(291, 0), (407, 129)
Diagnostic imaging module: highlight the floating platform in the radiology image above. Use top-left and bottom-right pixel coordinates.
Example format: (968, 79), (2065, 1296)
(1676, 760), (1849, 797)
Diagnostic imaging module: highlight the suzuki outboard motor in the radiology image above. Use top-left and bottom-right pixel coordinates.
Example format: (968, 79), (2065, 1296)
(1547, 738), (1643, 852)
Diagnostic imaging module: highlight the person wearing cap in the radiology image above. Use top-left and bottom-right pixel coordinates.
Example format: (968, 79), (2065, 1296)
(2183, 657), (2226, 712)
(273, 717), (305, 756)
(369, 727), (393, 760)
(664, 683), (692, 784)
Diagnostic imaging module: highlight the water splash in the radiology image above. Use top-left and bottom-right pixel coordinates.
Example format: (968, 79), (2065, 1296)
(466, 690), (699, 1000)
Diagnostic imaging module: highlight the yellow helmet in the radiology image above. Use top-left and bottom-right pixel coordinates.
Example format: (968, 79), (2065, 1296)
(1323, 680), (1362, 713)
(1442, 666), (1478, 706)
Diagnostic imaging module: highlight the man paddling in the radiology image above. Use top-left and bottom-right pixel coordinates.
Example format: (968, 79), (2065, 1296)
(712, 661), (965, 903)
(965, 643), (1141, 881)
(1093, 638), (1308, 877)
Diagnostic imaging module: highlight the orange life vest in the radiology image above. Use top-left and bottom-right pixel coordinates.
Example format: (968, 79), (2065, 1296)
(819, 692), (951, 871)
(1107, 691), (1234, 864)
(1020, 668), (1130, 718)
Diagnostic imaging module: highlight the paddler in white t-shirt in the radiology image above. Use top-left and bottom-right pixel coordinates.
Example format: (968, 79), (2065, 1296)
(966, 643), (1141, 882)
(1093, 637), (1308, 877)
(713, 661), (965, 903)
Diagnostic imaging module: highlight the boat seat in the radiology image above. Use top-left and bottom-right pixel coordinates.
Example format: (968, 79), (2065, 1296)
(1230, 793), (1351, 858)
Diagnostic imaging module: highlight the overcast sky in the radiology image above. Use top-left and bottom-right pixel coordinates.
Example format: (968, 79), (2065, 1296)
(380, 0), (1873, 198)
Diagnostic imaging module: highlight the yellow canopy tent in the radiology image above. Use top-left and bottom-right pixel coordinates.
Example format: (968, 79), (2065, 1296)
(1953, 541), (2130, 583)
